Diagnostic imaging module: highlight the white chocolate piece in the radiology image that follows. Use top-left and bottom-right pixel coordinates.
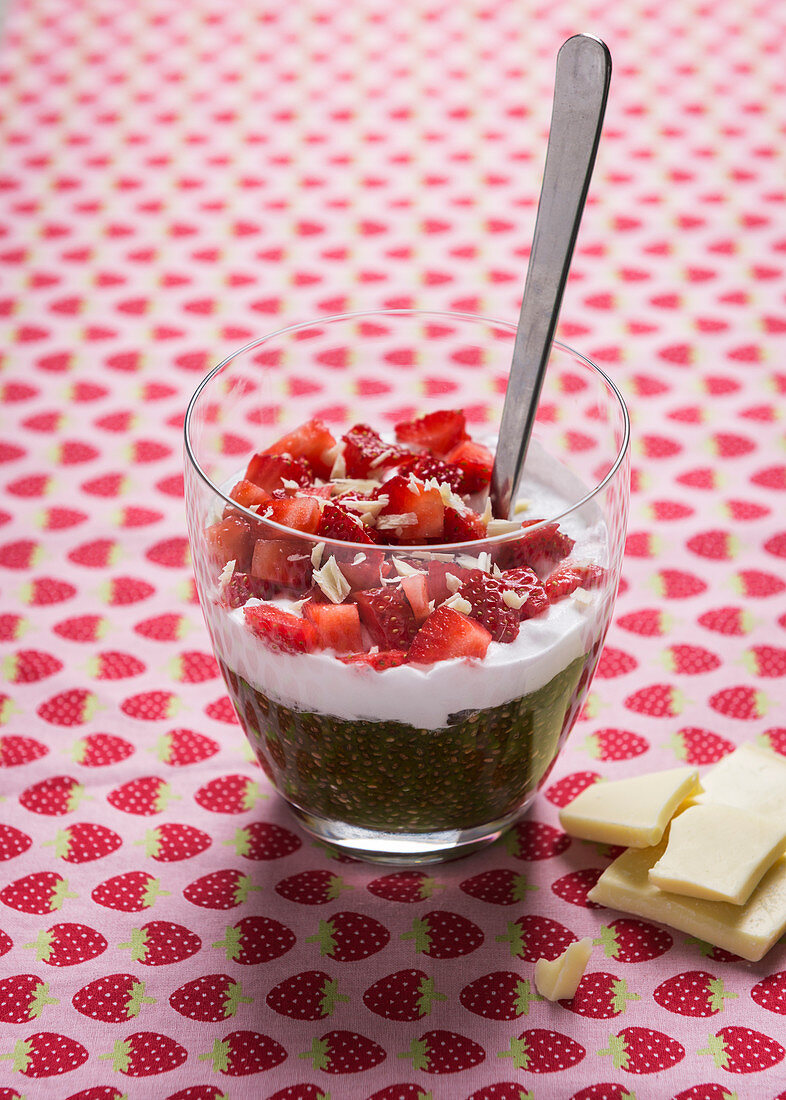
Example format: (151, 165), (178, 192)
(558, 766), (700, 848)
(587, 837), (786, 962)
(648, 803), (786, 906)
(694, 742), (786, 824)
(533, 937), (593, 1001)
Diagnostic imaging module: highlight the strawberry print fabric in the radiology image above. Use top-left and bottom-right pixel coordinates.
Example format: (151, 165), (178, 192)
(1, 0), (786, 1096)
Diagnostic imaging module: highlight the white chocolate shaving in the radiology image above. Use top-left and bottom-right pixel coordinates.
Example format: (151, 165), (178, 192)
(514, 497), (532, 514)
(502, 588), (526, 610)
(445, 572), (462, 594)
(393, 558), (421, 577)
(218, 558), (236, 596)
(443, 593), (472, 614)
(369, 447), (397, 470)
(477, 551), (492, 573)
(487, 518), (521, 536)
(351, 553), (367, 566)
(407, 472), (422, 493)
(572, 587), (594, 608)
(376, 512), (418, 531)
(343, 497), (387, 519)
(281, 478), (301, 491)
(330, 478), (381, 495)
(329, 445), (347, 479)
(311, 542), (325, 570)
(312, 555), (351, 604)
(480, 497), (493, 526)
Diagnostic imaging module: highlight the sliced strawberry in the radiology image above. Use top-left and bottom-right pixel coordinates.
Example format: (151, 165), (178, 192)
(425, 560), (475, 605)
(303, 602), (363, 654)
(261, 417), (337, 479)
(259, 496), (321, 535)
(445, 439), (493, 492)
(205, 517), (255, 571)
(496, 521), (575, 572)
(459, 572), (519, 643)
(250, 539), (312, 592)
(355, 587), (419, 650)
(408, 606), (492, 665)
(501, 567), (549, 619)
(243, 604), (317, 655)
(334, 549), (385, 591)
(227, 479), (271, 512)
(245, 452), (312, 492)
(342, 424), (414, 478)
(317, 502), (375, 543)
(444, 506), (487, 543)
(545, 562), (607, 602)
(401, 573), (430, 623)
(339, 650), (408, 670)
(395, 409), (468, 456)
(376, 475), (444, 542)
(402, 454), (465, 492)
(222, 571), (270, 609)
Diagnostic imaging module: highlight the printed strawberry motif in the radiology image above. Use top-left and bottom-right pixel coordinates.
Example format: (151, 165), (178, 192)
(367, 869), (445, 903)
(306, 911), (390, 961)
(561, 973), (640, 1018)
(744, 644), (786, 677)
(20, 576), (76, 605)
(205, 695), (239, 723)
(37, 689), (98, 726)
(3, 649), (62, 683)
(497, 915), (576, 961)
(0, 735), (48, 767)
(0, 976), (58, 1023)
(585, 729), (648, 761)
(91, 871), (168, 912)
(733, 568), (785, 598)
(551, 868), (605, 908)
(599, 1027), (685, 1073)
(698, 606), (755, 635)
(71, 732), (134, 766)
(364, 1088), (431, 1100)
(263, 1088), (331, 1100)
(72, 975), (155, 1022)
(662, 643), (722, 675)
(194, 774), (263, 813)
(624, 683), (684, 717)
(213, 916), (296, 965)
(119, 921), (201, 966)
(223, 821), (302, 859)
(570, 1087), (641, 1100)
(0, 1032), (88, 1077)
(107, 776), (175, 815)
(459, 868), (536, 905)
(595, 646), (637, 678)
(364, 969), (446, 1021)
(1, 872), (77, 914)
(155, 728), (218, 766)
(762, 729), (786, 757)
(0, 930), (13, 956)
(275, 870), (351, 905)
(120, 690), (180, 721)
(617, 607), (672, 636)
(88, 650), (146, 679)
(670, 727), (734, 764)
(49, 822), (122, 863)
(709, 685), (768, 720)
(504, 819), (571, 860)
(460, 972), (541, 1019)
(142, 822), (211, 861)
(134, 613), (191, 642)
(99, 1032), (187, 1076)
(672, 1086), (738, 1100)
(498, 1029), (584, 1072)
(751, 972), (786, 1014)
(399, 1029), (484, 1074)
(651, 568), (707, 599)
(170, 975), (252, 1021)
(198, 1031), (287, 1075)
(594, 918), (672, 962)
(19, 775), (84, 815)
(184, 869), (259, 909)
(401, 910), (483, 958)
(24, 923), (107, 966)
(654, 971), (736, 1016)
(267, 971), (348, 1020)
(544, 770), (602, 807)
(699, 1027), (786, 1073)
(0, 824), (32, 861)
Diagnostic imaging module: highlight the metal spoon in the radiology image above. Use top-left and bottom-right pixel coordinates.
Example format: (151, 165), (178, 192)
(489, 33), (612, 518)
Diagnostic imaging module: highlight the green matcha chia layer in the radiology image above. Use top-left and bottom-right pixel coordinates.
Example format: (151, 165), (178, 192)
(218, 652), (592, 832)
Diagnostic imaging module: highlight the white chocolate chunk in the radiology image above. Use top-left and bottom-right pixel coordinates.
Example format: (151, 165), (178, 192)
(445, 572), (462, 594)
(376, 512), (417, 531)
(487, 518), (521, 536)
(648, 803), (786, 906)
(588, 836), (786, 962)
(514, 497), (532, 514)
(217, 558), (236, 596)
(310, 542), (325, 570)
(311, 556), (350, 604)
(330, 478), (381, 496)
(501, 588), (526, 610)
(342, 497), (386, 519)
(442, 593), (472, 615)
(534, 938), (593, 1001)
(329, 446), (347, 479)
(393, 558), (421, 578)
(559, 766), (700, 848)
(694, 742), (786, 824)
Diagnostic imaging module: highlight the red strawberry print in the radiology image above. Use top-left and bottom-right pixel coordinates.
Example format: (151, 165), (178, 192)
(169, 650), (219, 682)
(156, 728), (219, 765)
(21, 577), (76, 605)
(107, 775), (174, 815)
(3, 649), (62, 683)
(617, 607), (672, 636)
(399, 1029), (484, 1074)
(497, 915), (576, 961)
(459, 868), (536, 905)
(213, 916), (296, 965)
(92, 871), (168, 912)
(544, 770), (602, 806)
(751, 971), (786, 1014)
(671, 727), (734, 764)
(142, 822), (211, 860)
(184, 869), (259, 909)
(364, 969), (446, 1021)
(1, 1032), (88, 1077)
(71, 732), (134, 766)
(267, 971), (348, 1020)
(585, 728), (649, 760)
(194, 774), (263, 813)
(0, 975), (58, 1023)
(624, 683), (684, 717)
(460, 972), (541, 1020)
(50, 822), (122, 863)
(120, 690), (180, 721)
(595, 646), (637, 678)
(164, 1089), (238, 1100)
(0, 735), (48, 767)
(762, 729), (786, 757)
(673, 1086), (738, 1100)
(205, 695), (239, 723)
(599, 1027), (685, 1073)
(37, 689), (98, 726)
(0, 825), (32, 861)
(367, 869), (445, 903)
(72, 975), (155, 1022)
(744, 644), (786, 677)
(24, 922), (107, 966)
(594, 918), (672, 962)
(561, 972), (639, 1017)
(571, 1087), (645, 1100)
(223, 821), (302, 859)
(275, 870), (351, 905)
(363, 1088), (431, 1100)
(134, 613), (191, 642)
(709, 685), (768, 720)
(306, 911), (390, 961)
(498, 1029), (585, 1072)
(19, 775), (83, 815)
(551, 867), (605, 908)
(733, 568), (785, 597)
(699, 1026), (785, 1073)
(401, 910), (483, 958)
(654, 971), (736, 1016)
(119, 921), (201, 965)
(504, 819), (571, 859)
(652, 568), (707, 599)
(1, 872), (77, 914)
(170, 975), (252, 1021)
(0, 930), (11, 955)
(663, 643), (722, 674)
(698, 606), (755, 635)
(99, 1032), (187, 1076)
(88, 650), (146, 679)
(198, 1031), (287, 1075)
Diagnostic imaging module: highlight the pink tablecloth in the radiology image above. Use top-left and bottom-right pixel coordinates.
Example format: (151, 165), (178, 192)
(1, 0), (786, 1097)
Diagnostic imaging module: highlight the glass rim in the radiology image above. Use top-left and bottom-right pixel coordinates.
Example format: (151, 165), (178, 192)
(183, 307), (631, 553)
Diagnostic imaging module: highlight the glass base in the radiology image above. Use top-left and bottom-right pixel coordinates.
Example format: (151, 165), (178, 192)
(286, 796), (534, 865)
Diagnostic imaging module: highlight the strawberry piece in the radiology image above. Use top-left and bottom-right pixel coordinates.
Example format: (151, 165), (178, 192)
(395, 409), (468, 456)
(222, 571), (271, 609)
(257, 495), (321, 536)
(354, 587), (418, 650)
(424, 560), (474, 604)
(459, 571), (520, 643)
(443, 505), (487, 542)
(261, 417), (337, 478)
(445, 439), (493, 492)
(303, 602), (363, 654)
(334, 548), (385, 590)
(226, 479), (271, 512)
(342, 424), (413, 477)
(402, 454), (465, 491)
(544, 562), (607, 602)
(408, 606), (492, 664)
(245, 452), (312, 492)
(250, 538), (312, 592)
(496, 520), (576, 572)
(376, 474), (444, 541)
(317, 501), (374, 543)
(243, 604), (317, 655)
(401, 573), (430, 623)
(205, 517), (255, 571)
(338, 650), (408, 670)
(501, 567), (549, 619)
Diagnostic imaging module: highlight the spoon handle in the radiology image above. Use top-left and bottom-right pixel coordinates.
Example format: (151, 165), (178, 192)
(489, 34), (612, 517)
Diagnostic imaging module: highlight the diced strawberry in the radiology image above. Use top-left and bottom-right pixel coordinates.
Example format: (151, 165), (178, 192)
(317, 501), (375, 543)
(251, 538), (312, 592)
(303, 601), (363, 653)
(262, 417), (337, 478)
(245, 452), (313, 492)
(444, 439), (493, 492)
(297, 483), (333, 500)
(408, 606), (492, 664)
(244, 603), (318, 654)
(401, 572), (430, 623)
(443, 505), (487, 543)
(459, 571), (520, 643)
(395, 408), (468, 456)
(401, 454), (465, 492)
(544, 562), (607, 602)
(501, 567), (549, 619)
(354, 586), (419, 649)
(227, 478), (272, 511)
(205, 516), (255, 571)
(496, 520), (575, 572)
(339, 649), (408, 670)
(376, 474), (444, 542)
(425, 560), (475, 605)
(342, 424), (414, 477)
(260, 496), (321, 535)
(222, 571), (271, 609)
(335, 549), (385, 591)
